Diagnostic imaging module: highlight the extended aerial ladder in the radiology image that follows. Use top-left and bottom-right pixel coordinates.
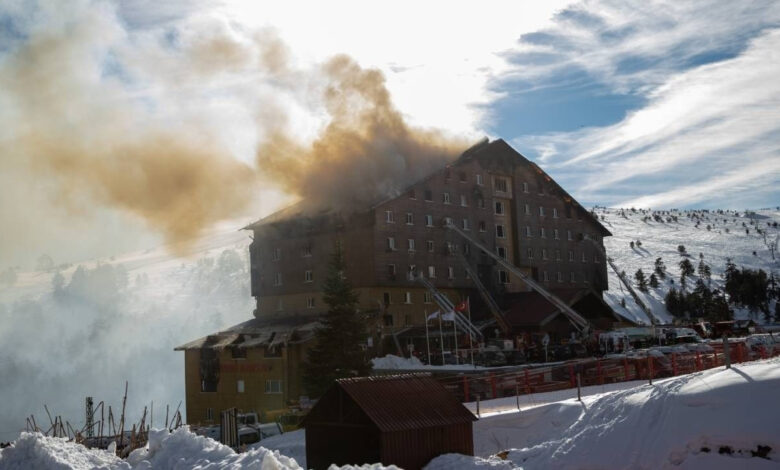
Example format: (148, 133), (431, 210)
(445, 223), (593, 335)
(416, 274), (483, 341)
(458, 255), (511, 334)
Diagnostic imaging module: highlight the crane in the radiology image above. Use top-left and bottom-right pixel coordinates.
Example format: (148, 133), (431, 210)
(444, 222), (593, 335)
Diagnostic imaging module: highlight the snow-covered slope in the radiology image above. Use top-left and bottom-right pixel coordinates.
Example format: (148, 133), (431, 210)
(599, 208), (780, 325)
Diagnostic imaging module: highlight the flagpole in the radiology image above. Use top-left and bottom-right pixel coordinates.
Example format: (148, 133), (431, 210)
(424, 309), (431, 365)
(467, 297), (475, 367)
(438, 309), (445, 365)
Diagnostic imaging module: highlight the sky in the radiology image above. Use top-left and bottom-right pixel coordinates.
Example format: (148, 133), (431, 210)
(1, 0), (779, 266)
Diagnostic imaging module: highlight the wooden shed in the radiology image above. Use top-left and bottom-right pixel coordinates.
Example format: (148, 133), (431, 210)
(303, 374), (477, 470)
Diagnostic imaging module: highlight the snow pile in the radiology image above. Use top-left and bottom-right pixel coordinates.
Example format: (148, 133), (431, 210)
(371, 354), (426, 369)
(126, 427), (303, 469)
(425, 453), (516, 469)
(0, 426), (406, 470)
(475, 357), (780, 469)
(0, 432), (124, 470)
(250, 429), (306, 468)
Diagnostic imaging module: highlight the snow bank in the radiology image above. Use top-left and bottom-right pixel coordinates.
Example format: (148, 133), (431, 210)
(494, 358), (780, 469)
(250, 429), (306, 468)
(0, 432), (125, 470)
(0, 426), (403, 470)
(425, 453), (517, 469)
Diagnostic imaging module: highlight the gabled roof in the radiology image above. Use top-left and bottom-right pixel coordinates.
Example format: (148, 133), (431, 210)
(174, 317), (319, 351)
(503, 288), (621, 328)
(305, 374), (476, 432)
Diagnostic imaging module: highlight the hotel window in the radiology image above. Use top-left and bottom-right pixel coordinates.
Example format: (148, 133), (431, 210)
(387, 264), (396, 278)
(383, 292), (391, 305)
(265, 380), (282, 394)
(274, 273), (282, 286)
(206, 408), (214, 420)
(444, 216), (453, 226)
(567, 230), (573, 241)
(407, 265), (416, 280)
(523, 182), (529, 193)
(385, 210), (394, 223)
(428, 266), (436, 278)
(272, 248), (281, 261)
(478, 221), (486, 232)
(444, 168), (451, 180)
(408, 189), (416, 199)
(276, 298), (283, 311)
(443, 192), (451, 204)
(304, 270), (313, 283)
(424, 292), (432, 304)
(582, 252), (587, 262)
(542, 248), (548, 260)
(497, 246), (507, 259)
(557, 272), (563, 283)
(232, 347), (246, 359)
(387, 237), (396, 251)
(495, 178), (508, 192)
(539, 206), (545, 217)
(543, 271), (549, 282)
(570, 272), (576, 283)
(460, 194), (468, 207)
(495, 201), (505, 215)
(476, 174), (483, 185)
(499, 270), (510, 284)
(448, 267), (455, 279)
(463, 243), (471, 255)
(540, 227), (546, 238)
(427, 240), (434, 252)
(594, 254), (600, 263)
(404, 292), (412, 304)
(307, 297), (315, 308)
(408, 239), (416, 252)
(527, 248), (534, 259)
(554, 229), (559, 240)
(425, 214), (433, 227)
(406, 212), (414, 225)
(526, 226), (532, 237)
(301, 244), (312, 257)
(556, 249), (561, 261)
(462, 218), (470, 230)
(459, 171), (467, 182)
(425, 190), (433, 201)
(569, 250), (574, 262)
(446, 242), (456, 255)
(525, 204), (531, 215)
(477, 198), (486, 209)
(553, 208), (559, 218)
(496, 224), (505, 238)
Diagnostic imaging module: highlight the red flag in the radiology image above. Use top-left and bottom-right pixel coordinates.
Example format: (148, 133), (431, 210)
(455, 300), (468, 312)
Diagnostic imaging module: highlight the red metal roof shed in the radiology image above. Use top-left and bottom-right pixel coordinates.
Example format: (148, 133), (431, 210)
(303, 374), (477, 470)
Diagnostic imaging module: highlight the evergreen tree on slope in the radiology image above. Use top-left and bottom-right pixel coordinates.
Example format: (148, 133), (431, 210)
(303, 245), (370, 398)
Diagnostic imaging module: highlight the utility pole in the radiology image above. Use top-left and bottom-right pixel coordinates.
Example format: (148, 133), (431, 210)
(85, 397), (94, 438)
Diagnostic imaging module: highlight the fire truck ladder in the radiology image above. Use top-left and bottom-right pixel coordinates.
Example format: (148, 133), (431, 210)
(445, 223), (592, 334)
(416, 274), (483, 341)
(458, 255), (511, 334)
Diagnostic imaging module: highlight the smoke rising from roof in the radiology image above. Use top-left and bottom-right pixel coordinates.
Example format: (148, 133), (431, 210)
(257, 55), (466, 212)
(0, 2), (464, 262)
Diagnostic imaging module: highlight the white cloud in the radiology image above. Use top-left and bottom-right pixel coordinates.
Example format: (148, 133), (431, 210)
(505, 0), (780, 208)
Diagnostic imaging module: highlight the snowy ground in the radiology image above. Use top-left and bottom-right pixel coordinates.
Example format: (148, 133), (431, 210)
(4, 358), (778, 469)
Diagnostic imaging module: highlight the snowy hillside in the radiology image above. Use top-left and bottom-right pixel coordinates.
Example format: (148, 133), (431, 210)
(599, 208), (780, 325)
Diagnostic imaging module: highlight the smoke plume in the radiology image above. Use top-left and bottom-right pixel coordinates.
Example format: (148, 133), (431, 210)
(0, 2), (464, 262)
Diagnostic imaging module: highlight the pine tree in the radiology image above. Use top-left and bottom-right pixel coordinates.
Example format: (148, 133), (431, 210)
(654, 257), (666, 279)
(649, 273), (659, 288)
(302, 245), (370, 398)
(634, 269), (648, 292)
(679, 258), (695, 277)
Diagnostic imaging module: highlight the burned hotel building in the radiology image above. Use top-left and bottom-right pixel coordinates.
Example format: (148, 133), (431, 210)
(177, 138), (620, 423)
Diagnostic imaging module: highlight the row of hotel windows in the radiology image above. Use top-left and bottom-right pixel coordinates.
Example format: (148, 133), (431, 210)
(202, 379), (282, 402)
(412, 172), (539, 196)
(384, 203), (562, 224)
